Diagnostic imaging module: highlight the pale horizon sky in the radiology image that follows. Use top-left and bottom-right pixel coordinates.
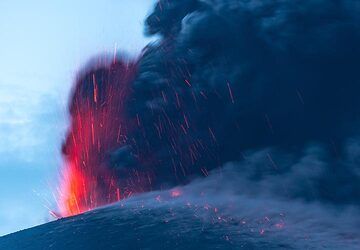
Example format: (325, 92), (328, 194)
(0, 0), (155, 236)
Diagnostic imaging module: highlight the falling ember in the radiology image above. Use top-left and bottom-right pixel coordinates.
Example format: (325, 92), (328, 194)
(58, 56), (138, 217)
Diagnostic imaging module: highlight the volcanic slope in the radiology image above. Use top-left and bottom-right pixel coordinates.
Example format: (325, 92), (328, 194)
(1, 175), (359, 250)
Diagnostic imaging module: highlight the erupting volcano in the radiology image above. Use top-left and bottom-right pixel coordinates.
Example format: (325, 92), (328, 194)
(58, 57), (138, 216)
(54, 0), (360, 223)
(1, 1), (360, 249)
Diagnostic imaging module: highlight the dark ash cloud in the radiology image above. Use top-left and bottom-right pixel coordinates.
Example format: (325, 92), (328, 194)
(63, 0), (360, 207)
(121, 0), (360, 203)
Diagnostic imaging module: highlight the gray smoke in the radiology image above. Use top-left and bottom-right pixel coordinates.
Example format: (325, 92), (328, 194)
(115, 0), (360, 205)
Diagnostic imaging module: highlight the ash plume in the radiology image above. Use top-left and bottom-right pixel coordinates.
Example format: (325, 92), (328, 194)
(60, 0), (360, 216)
(124, 0), (360, 203)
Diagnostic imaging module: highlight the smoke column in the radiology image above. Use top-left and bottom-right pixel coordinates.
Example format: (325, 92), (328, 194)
(127, 0), (360, 203)
(58, 0), (360, 216)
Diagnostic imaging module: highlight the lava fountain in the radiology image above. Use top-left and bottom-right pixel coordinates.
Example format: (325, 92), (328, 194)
(58, 57), (138, 217)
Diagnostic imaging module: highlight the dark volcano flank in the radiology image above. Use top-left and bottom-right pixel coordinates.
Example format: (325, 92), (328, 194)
(60, 0), (360, 214)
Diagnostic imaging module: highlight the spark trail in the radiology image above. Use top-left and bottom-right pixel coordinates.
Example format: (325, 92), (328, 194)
(58, 57), (138, 216)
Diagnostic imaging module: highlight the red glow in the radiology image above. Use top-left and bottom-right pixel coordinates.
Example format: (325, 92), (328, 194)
(170, 189), (182, 198)
(58, 58), (138, 217)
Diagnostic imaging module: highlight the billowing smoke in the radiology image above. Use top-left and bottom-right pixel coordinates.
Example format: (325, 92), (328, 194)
(59, 0), (360, 216)
(125, 0), (360, 203)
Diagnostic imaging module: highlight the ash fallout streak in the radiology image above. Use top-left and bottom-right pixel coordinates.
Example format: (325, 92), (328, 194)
(58, 0), (360, 216)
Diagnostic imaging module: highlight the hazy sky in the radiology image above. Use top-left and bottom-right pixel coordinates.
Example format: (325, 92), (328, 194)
(0, 0), (155, 236)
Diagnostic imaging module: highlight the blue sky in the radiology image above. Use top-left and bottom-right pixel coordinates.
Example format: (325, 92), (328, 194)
(0, 0), (154, 236)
